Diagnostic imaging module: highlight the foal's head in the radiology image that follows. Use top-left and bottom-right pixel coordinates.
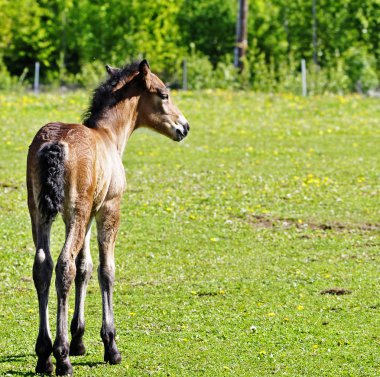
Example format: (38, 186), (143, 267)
(135, 60), (190, 141)
(104, 60), (190, 142)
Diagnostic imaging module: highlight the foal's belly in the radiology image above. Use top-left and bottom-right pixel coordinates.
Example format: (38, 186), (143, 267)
(93, 149), (126, 211)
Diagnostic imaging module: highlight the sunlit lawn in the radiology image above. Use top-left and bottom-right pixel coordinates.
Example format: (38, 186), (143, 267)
(0, 89), (379, 376)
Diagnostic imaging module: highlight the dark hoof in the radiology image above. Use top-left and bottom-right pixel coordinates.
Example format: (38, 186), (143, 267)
(35, 356), (54, 374)
(55, 359), (73, 376)
(104, 350), (122, 365)
(69, 339), (86, 356)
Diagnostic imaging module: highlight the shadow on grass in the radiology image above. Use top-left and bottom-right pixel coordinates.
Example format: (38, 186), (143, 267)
(0, 353), (34, 363)
(1, 354), (105, 375)
(0, 353), (36, 376)
(72, 360), (105, 367)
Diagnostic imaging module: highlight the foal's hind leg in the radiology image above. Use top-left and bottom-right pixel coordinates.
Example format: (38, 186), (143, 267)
(53, 212), (90, 376)
(32, 218), (54, 374)
(69, 221), (93, 356)
(96, 198), (122, 365)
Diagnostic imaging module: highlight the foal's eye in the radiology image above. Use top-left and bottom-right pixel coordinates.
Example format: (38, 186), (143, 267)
(158, 92), (169, 100)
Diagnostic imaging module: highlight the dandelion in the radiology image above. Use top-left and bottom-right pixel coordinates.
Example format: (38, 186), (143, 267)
(297, 305), (304, 311)
(267, 312), (276, 317)
(250, 325), (257, 333)
(258, 350), (267, 356)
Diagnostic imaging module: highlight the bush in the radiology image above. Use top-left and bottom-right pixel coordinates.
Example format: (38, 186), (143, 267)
(307, 61), (351, 95)
(213, 60), (241, 90)
(75, 61), (108, 89)
(183, 48), (215, 90)
(0, 59), (25, 90)
(343, 47), (379, 92)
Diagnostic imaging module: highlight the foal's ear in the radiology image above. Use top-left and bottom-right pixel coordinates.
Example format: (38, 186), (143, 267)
(139, 59), (151, 87)
(105, 64), (120, 77)
(139, 59), (150, 75)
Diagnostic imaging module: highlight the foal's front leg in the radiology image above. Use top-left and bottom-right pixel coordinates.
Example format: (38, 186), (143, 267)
(96, 198), (122, 364)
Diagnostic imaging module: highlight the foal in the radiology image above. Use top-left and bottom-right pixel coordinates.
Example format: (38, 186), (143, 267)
(27, 60), (189, 375)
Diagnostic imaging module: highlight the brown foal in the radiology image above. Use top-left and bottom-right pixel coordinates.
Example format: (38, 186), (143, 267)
(26, 60), (189, 376)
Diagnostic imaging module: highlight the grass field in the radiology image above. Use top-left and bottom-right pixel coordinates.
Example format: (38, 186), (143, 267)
(0, 90), (379, 376)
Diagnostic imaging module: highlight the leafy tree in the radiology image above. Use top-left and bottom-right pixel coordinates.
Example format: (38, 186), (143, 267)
(0, 0), (378, 91)
(2, 0), (55, 77)
(178, 0), (236, 66)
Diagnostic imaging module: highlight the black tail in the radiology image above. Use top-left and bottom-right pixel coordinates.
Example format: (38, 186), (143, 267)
(38, 143), (65, 221)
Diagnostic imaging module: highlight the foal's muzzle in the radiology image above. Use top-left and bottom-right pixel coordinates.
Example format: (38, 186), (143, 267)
(174, 115), (190, 142)
(175, 122), (190, 141)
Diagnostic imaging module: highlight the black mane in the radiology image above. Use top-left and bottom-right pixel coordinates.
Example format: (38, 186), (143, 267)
(82, 61), (141, 128)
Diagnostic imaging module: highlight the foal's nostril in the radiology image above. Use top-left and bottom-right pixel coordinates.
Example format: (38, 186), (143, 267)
(185, 123), (190, 132)
(176, 128), (184, 141)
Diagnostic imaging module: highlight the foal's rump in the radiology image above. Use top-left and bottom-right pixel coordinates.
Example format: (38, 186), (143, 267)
(27, 122), (95, 222)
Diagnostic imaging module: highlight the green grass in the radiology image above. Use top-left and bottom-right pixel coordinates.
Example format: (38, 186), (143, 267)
(0, 90), (379, 376)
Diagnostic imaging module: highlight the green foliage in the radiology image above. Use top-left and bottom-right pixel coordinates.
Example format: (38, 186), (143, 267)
(2, 0), (55, 76)
(0, 91), (379, 376)
(177, 0), (236, 66)
(0, 58), (28, 91)
(342, 46), (379, 92)
(0, 61), (15, 90)
(184, 50), (215, 90)
(213, 60), (241, 89)
(0, 0), (379, 92)
(183, 50), (241, 90)
(75, 61), (108, 89)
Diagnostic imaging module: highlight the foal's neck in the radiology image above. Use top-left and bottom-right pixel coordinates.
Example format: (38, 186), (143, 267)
(97, 98), (139, 155)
